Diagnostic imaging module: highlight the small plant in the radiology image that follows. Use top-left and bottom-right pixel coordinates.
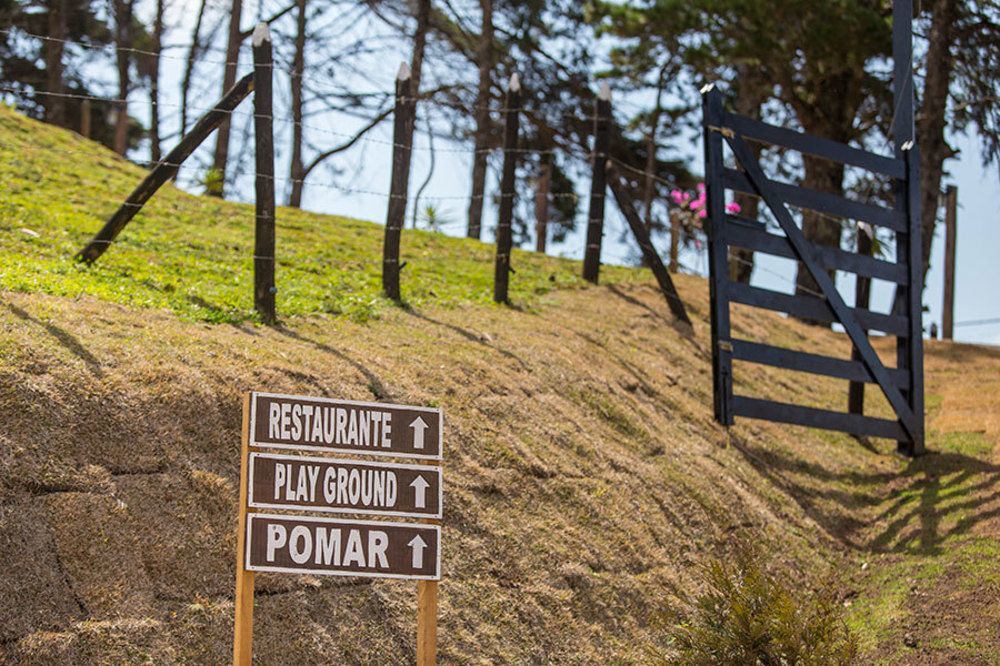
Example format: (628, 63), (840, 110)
(419, 203), (451, 232)
(669, 183), (741, 250)
(203, 167), (224, 196)
(656, 544), (857, 665)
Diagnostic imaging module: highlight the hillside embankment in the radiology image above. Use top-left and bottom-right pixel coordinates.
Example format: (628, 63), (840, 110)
(0, 106), (998, 664)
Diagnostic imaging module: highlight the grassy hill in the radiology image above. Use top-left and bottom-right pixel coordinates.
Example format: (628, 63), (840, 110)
(1, 107), (998, 664)
(0, 104), (637, 323)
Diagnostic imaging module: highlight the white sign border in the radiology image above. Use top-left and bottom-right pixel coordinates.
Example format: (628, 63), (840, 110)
(248, 451), (443, 520)
(245, 513), (442, 581)
(248, 391), (444, 461)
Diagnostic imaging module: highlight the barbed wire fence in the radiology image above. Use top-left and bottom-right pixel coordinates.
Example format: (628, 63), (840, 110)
(1, 23), (910, 324)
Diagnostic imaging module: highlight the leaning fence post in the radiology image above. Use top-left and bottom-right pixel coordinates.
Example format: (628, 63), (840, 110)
(582, 83), (611, 284)
(382, 63), (416, 302)
(493, 73), (521, 304)
(75, 73), (255, 263)
(252, 23), (276, 324)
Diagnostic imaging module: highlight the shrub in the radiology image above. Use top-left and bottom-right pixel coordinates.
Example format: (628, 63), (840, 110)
(658, 545), (857, 665)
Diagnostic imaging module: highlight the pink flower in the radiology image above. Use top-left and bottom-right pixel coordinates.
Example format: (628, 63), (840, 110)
(697, 209), (707, 218)
(725, 202), (742, 214)
(670, 189), (685, 205)
(697, 182), (706, 191)
(690, 193), (706, 210)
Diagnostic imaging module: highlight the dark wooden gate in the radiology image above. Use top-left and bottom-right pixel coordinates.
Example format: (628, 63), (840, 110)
(701, 85), (924, 456)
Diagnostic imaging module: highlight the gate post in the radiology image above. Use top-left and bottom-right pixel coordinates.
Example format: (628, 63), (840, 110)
(900, 145), (924, 455)
(702, 85), (733, 426)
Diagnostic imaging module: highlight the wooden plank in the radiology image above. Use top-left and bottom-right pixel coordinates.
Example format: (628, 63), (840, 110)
(606, 163), (691, 324)
(416, 580), (438, 665)
(728, 282), (909, 337)
(731, 339), (910, 389)
(493, 74), (521, 304)
(233, 393), (255, 665)
(76, 72), (255, 264)
(732, 395), (906, 440)
(726, 220), (907, 283)
(723, 132), (919, 443)
(702, 87), (734, 425)
(721, 111), (904, 179)
(723, 168), (905, 232)
(252, 25), (276, 324)
(582, 85), (612, 283)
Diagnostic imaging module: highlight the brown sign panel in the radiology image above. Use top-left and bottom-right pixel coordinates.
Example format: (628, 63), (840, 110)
(246, 514), (440, 580)
(249, 392), (442, 460)
(248, 452), (442, 519)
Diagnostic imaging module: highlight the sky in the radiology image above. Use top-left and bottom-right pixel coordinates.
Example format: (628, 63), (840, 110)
(70, 0), (1000, 345)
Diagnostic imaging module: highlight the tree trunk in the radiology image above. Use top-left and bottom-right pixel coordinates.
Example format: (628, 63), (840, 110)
(794, 155), (846, 315)
(408, 0), (431, 94)
(288, 0), (307, 208)
(535, 154), (551, 253)
(466, 0), (492, 240)
(728, 65), (769, 283)
(113, 0), (133, 155)
(209, 0), (244, 197)
(180, 0), (209, 134)
(642, 123), (657, 233)
(400, 0), (431, 218)
(788, 68), (864, 324)
(643, 67), (667, 238)
(45, 0), (66, 127)
(149, 0), (164, 162)
(916, 0), (959, 289)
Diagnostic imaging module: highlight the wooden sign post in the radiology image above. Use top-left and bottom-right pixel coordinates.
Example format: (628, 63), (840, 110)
(233, 394), (255, 665)
(233, 391), (443, 664)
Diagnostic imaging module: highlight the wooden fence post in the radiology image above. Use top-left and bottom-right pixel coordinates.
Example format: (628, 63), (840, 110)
(493, 73), (521, 304)
(942, 184), (957, 340)
(252, 23), (276, 324)
(382, 62), (416, 302)
(75, 72), (255, 263)
(606, 163), (691, 324)
(582, 83), (611, 284)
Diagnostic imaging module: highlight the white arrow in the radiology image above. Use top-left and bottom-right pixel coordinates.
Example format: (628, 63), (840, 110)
(409, 416), (429, 449)
(407, 534), (428, 569)
(410, 475), (430, 509)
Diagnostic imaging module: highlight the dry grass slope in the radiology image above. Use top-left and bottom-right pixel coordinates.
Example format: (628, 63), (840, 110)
(0, 107), (997, 664)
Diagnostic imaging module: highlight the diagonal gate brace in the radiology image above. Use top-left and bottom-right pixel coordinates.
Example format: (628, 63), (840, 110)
(721, 132), (918, 444)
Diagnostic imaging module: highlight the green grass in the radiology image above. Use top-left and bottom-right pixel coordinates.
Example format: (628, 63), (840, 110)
(0, 106), (642, 323)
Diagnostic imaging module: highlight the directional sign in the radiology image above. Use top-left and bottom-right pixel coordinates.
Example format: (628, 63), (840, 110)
(246, 514), (440, 580)
(248, 452), (443, 519)
(249, 391), (442, 460)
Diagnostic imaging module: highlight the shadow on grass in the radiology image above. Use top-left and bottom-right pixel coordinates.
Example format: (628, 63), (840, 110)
(868, 450), (1000, 556)
(730, 435), (1000, 556)
(5, 303), (104, 378)
(272, 326), (393, 401)
(401, 308), (529, 370)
